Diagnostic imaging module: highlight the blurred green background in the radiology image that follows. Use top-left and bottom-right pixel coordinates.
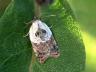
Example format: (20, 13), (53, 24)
(68, 0), (96, 72)
(0, 0), (96, 72)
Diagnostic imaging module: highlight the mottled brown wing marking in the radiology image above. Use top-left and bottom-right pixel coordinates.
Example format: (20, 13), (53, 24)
(49, 36), (60, 58)
(32, 42), (50, 63)
(32, 35), (60, 63)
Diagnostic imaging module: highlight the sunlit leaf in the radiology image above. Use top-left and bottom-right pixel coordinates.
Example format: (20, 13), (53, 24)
(31, 0), (85, 72)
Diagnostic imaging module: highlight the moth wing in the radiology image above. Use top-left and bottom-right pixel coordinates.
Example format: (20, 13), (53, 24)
(49, 36), (60, 58)
(32, 42), (49, 63)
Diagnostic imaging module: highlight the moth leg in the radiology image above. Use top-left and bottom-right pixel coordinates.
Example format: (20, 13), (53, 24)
(23, 32), (29, 37)
(49, 24), (53, 28)
(24, 20), (33, 25)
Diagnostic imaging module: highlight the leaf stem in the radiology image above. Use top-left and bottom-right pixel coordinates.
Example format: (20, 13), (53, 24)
(34, 0), (41, 19)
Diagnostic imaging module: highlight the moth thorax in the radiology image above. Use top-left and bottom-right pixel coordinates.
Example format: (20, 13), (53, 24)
(35, 28), (47, 41)
(29, 20), (52, 43)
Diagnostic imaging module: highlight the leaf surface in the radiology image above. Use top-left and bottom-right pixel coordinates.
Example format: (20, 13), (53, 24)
(0, 0), (85, 72)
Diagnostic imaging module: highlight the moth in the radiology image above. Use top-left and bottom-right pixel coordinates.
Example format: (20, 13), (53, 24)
(29, 20), (60, 63)
(36, 0), (53, 5)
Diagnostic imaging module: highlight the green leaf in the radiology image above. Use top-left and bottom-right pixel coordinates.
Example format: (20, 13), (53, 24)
(0, 0), (11, 17)
(0, 0), (85, 72)
(0, 0), (34, 72)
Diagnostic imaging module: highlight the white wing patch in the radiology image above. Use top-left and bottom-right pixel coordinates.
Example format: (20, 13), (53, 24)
(29, 20), (52, 43)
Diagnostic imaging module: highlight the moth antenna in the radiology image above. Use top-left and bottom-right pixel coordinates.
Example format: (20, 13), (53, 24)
(24, 20), (33, 25)
(49, 24), (53, 28)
